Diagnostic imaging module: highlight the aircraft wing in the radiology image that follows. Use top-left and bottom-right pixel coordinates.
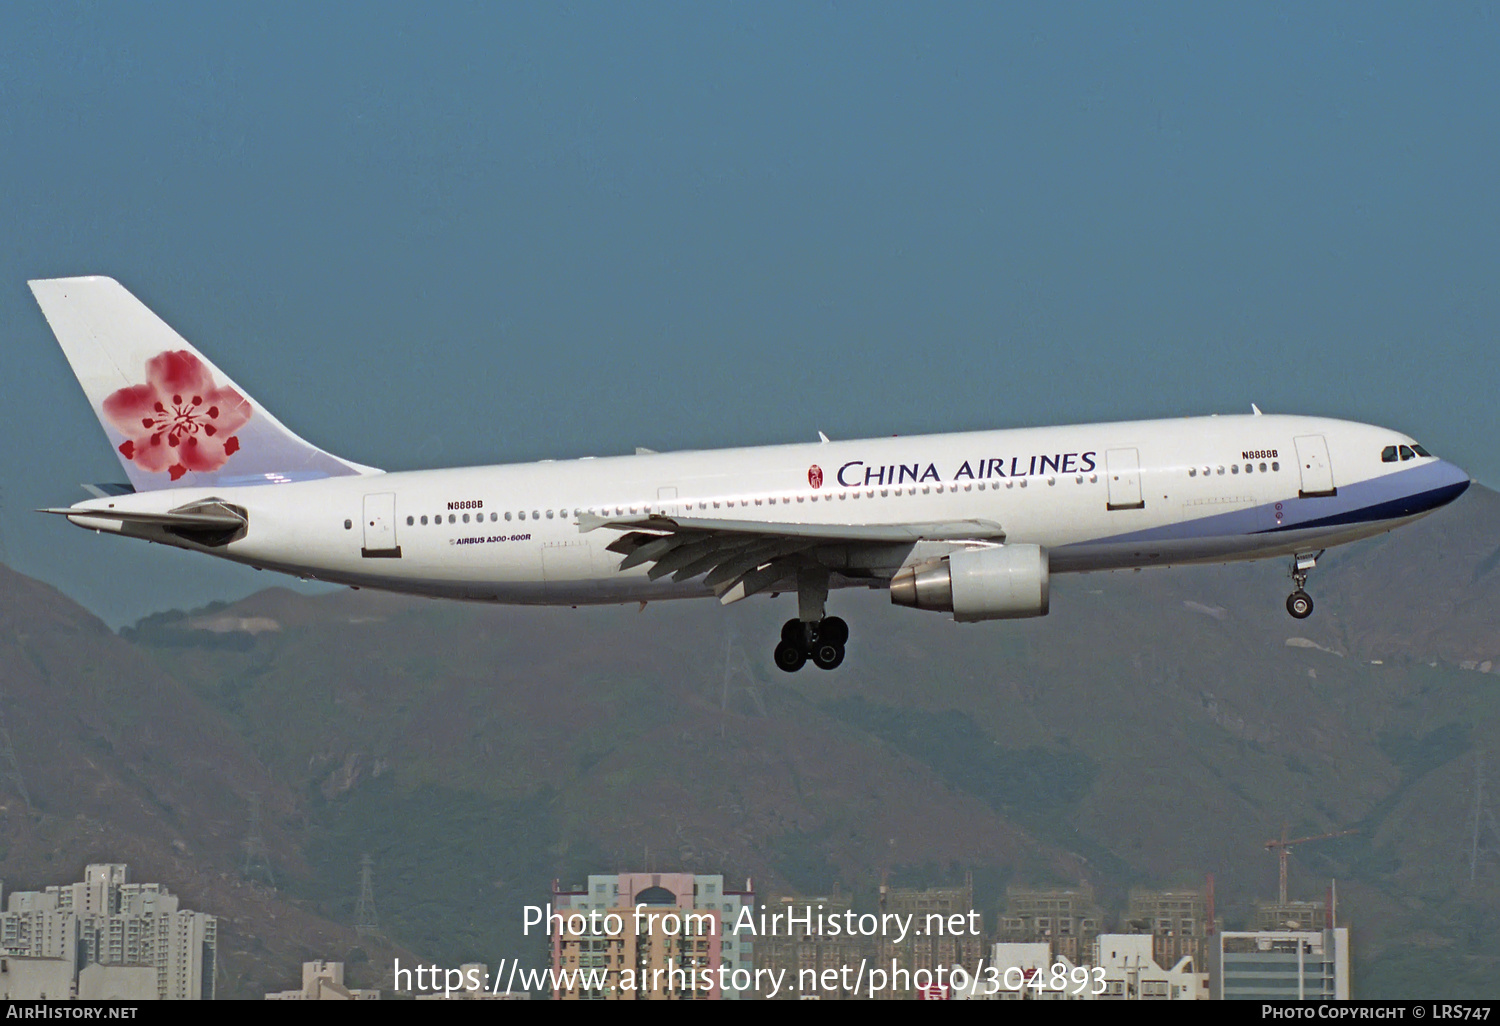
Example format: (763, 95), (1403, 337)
(577, 512), (1004, 604)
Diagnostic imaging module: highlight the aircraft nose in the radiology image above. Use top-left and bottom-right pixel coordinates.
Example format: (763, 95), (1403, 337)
(1431, 459), (1471, 505)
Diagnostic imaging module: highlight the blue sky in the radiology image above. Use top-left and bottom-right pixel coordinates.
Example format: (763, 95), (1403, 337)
(3, 3), (1496, 625)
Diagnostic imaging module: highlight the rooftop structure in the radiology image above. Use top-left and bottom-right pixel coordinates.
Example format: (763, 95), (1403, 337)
(266, 960), (380, 1000)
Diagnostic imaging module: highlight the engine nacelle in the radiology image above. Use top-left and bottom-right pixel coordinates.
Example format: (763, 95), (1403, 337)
(889, 544), (1050, 622)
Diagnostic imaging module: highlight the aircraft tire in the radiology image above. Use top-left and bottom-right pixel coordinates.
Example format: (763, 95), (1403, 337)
(812, 642), (845, 671)
(1286, 590), (1314, 619)
(781, 618), (806, 645)
(774, 640), (807, 672)
(819, 616), (849, 646)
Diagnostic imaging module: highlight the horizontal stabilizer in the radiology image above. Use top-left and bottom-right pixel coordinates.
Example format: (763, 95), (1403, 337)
(80, 482), (135, 498)
(40, 498), (248, 546)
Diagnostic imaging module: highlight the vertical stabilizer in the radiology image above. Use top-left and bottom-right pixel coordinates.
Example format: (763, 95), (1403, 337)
(30, 276), (377, 491)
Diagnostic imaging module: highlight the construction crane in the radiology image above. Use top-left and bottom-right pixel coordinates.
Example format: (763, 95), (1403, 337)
(1264, 824), (1359, 905)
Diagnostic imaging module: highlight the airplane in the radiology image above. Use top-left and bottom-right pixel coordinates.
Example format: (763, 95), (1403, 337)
(30, 276), (1472, 672)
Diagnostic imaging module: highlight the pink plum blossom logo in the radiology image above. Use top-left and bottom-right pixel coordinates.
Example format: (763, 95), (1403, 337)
(102, 351), (251, 481)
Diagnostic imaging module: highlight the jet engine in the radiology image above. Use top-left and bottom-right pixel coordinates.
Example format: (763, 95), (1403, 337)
(889, 544), (1050, 622)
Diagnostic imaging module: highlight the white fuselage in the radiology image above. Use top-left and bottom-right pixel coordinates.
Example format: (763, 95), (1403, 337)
(66, 413), (1470, 608)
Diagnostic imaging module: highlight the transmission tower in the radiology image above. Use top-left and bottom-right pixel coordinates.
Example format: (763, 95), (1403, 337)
(0, 700), (31, 812)
(354, 853), (381, 938)
(1469, 753), (1500, 885)
(719, 632), (766, 737)
(240, 792), (276, 888)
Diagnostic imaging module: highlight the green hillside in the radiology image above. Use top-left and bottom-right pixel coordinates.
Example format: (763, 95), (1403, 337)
(4, 486), (1497, 996)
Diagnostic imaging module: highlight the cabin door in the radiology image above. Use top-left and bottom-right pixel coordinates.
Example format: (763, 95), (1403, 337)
(1293, 435), (1337, 497)
(362, 493), (401, 557)
(1105, 449), (1146, 510)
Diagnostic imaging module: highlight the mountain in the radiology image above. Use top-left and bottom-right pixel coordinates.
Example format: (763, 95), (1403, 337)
(0, 563), (413, 998)
(4, 485), (1498, 997)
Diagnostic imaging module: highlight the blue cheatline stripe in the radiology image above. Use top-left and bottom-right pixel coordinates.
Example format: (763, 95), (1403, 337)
(1256, 479), (1468, 534)
(1071, 460), (1469, 549)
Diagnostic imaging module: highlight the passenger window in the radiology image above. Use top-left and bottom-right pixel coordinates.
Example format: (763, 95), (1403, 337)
(518, 511), (526, 520)
(505, 512), (512, 521)
(344, 519), (352, 530)
(406, 516), (414, 526)
(1231, 464), (1239, 474)
(1245, 464), (1253, 474)
(1381, 446), (1398, 463)
(546, 510), (554, 519)
(420, 515), (428, 525)
(462, 513), (469, 523)
(1260, 462), (1267, 473)
(1272, 462), (1279, 471)
(1399, 445), (1416, 461)
(491, 512), (498, 522)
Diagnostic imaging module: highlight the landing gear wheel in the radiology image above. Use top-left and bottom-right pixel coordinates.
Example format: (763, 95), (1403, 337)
(781, 618), (805, 645)
(1286, 590), (1314, 619)
(774, 640), (807, 672)
(812, 641), (845, 671)
(1285, 551), (1321, 621)
(819, 616), (849, 646)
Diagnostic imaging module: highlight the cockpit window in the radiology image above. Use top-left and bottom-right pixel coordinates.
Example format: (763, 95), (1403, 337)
(1412, 443), (1432, 458)
(1381, 446), (1398, 463)
(1399, 445), (1416, 461)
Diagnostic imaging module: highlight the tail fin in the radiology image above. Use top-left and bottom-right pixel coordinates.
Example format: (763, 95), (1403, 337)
(30, 276), (378, 491)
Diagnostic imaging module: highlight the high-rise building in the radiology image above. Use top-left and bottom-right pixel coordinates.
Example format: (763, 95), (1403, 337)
(877, 879), (985, 999)
(1219, 929), (1351, 1000)
(0, 864), (216, 1000)
(550, 873), (754, 1000)
(997, 885), (1104, 965)
(753, 892), (867, 1000)
(1124, 888), (1217, 975)
(1253, 900), (1330, 933)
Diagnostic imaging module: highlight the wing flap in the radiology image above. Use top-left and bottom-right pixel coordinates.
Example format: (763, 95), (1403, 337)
(580, 509), (1001, 604)
(577, 511), (1004, 543)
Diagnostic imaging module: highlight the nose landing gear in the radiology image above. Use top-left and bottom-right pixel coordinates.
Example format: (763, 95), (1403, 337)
(1285, 550), (1323, 620)
(774, 616), (848, 672)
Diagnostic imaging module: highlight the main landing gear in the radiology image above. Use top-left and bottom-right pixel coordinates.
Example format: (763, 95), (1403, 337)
(774, 616), (849, 672)
(775, 570), (848, 672)
(1285, 550), (1323, 620)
